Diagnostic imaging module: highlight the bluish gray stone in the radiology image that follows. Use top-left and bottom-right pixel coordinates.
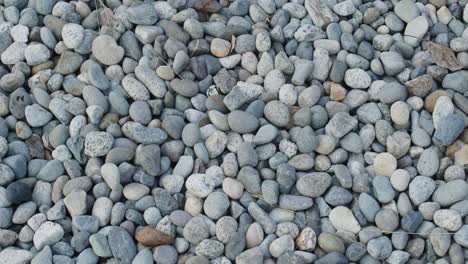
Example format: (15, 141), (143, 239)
(442, 70), (468, 93)
(373, 176), (395, 203)
(107, 227), (136, 264)
(433, 113), (465, 146)
(432, 180), (468, 207)
(401, 211), (423, 232)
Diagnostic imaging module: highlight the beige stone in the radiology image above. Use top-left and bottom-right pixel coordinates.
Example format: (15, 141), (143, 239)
(455, 144), (468, 166)
(296, 227), (317, 251)
(373, 152), (397, 176)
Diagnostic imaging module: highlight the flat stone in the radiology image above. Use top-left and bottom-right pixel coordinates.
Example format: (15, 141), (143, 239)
(108, 227), (137, 263)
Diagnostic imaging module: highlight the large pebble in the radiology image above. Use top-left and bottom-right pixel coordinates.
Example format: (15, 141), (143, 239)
(92, 35), (124, 65)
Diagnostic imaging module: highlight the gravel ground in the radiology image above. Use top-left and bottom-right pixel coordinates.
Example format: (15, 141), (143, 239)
(0, 0), (468, 263)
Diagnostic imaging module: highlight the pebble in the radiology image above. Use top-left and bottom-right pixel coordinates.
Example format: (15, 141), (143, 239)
(296, 173), (332, 197)
(227, 110), (259, 134)
(417, 147), (439, 177)
(434, 209), (463, 231)
(433, 113), (465, 146)
(6, 182), (31, 205)
(108, 227), (137, 263)
(135, 226), (175, 247)
(269, 236), (294, 258)
(0, 0), (464, 262)
(100, 163), (120, 190)
(373, 152), (397, 176)
(404, 16), (429, 47)
(333, 0), (355, 16)
(64, 190), (87, 216)
(55, 51), (83, 75)
(24, 43), (51, 66)
(122, 122), (167, 145)
(126, 4), (158, 25)
(325, 112), (358, 139)
(432, 180), (468, 206)
(0, 248), (33, 264)
(409, 176), (436, 205)
(25, 104), (53, 127)
(246, 223), (264, 248)
(454, 225), (468, 247)
(375, 209), (399, 233)
(92, 35), (124, 65)
(264, 100), (290, 127)
(211, 38), (231, 58)
(33, 221), (64, 250)
(373, 176), (395, 203)
(195, 239), (224, 258)
(380, 51), (406, 76)
(344, 69), (371, 89)
(367, 236), (392, 259)
(62, 23), (84, 49)
(236, 247), (263, 264)
(394, 0), (420, 22)
(1, 42), (27, 65)
(84, 131), (114, 157)
(183, 216), (210, 244)
(390, 169), (410, 191)
(329, 206), (361, 233)
(430, 227), (451, 256)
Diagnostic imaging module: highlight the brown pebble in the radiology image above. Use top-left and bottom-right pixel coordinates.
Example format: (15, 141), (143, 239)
(455, 144), (468, 166)
(330, 83), (347, 101)
(446, 140), (464, 158)
(460, 129), (468, 144)
(32, 61), (53, 74)
(135, 226), (174, 247)
(323, 81), (333, 94)
(193, 0), (222, 13)
(424, 90), (448, 112)
(405, 74), (433, 98)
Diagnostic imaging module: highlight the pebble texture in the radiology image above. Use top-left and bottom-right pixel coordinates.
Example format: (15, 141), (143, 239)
(0, 0), (467, 263)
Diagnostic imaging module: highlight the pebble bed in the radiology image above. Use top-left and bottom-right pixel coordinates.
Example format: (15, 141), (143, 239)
(1, 0), (468, 263)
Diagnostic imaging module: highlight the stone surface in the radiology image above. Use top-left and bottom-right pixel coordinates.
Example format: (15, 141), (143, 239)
(0, 0), (466, 262)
